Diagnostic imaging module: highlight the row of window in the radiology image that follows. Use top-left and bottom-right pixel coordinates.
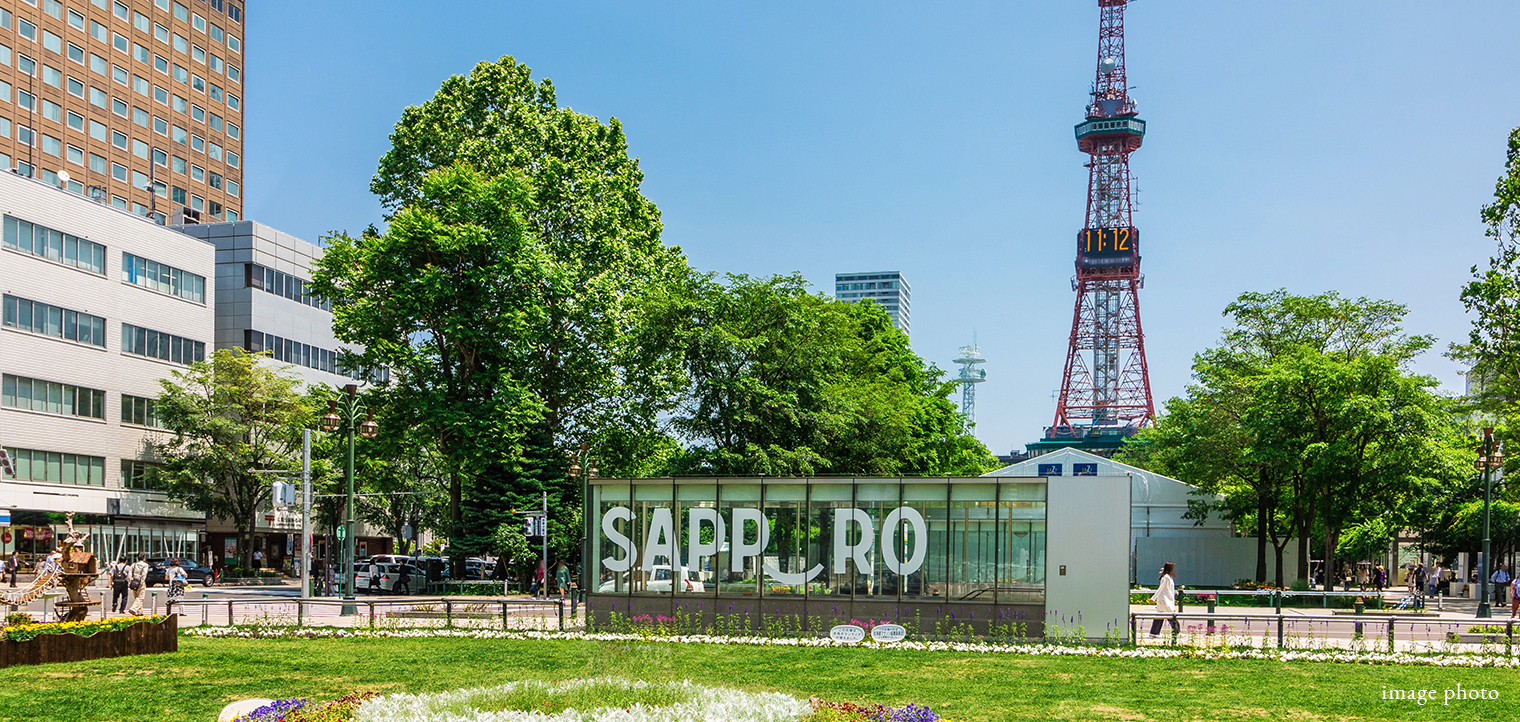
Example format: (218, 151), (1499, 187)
(246, 263), (331, 311)
(836, 281), (905, 292)
(3, 294), (106, 346)
(244, 329), (343, 376)
(122, 251), (206, 303)
(242, 330), (390, 383)
(2, 373), (106, 420)
(0, 66), (242, 167)
(4, 445), (105, 486)
(10, 0), (243, 53)
(0, 374), (173, 431)
(122, 322), (204, 364)
(1, 20), (243, 122)
(3, 215), (107, 274)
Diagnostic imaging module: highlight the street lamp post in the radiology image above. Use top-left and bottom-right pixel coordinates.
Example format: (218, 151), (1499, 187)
(570, 443), (597, 604)
(1476, 427), (1504, 619)
(321, 383), (378, 616)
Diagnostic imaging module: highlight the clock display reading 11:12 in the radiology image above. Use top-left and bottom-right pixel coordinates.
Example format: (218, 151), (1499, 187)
(1077, 227), (1140, 257)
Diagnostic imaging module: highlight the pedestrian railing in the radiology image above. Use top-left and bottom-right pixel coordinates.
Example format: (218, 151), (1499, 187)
(1128, 609), (1519, 653)
(166, 595), (578, 632)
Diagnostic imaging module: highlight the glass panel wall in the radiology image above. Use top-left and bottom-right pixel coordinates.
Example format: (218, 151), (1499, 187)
(590, 478), (1047, 604)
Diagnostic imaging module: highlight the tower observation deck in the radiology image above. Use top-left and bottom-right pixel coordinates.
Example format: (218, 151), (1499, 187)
(1046, 0), (1156, 445)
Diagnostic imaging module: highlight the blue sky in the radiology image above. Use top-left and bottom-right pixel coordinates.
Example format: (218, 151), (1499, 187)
(244, 2), (1519, 454)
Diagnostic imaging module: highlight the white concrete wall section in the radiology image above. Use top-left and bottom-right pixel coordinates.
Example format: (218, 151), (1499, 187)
(1045, 475), (1130, 641)
(1135, 537), (1302, 587)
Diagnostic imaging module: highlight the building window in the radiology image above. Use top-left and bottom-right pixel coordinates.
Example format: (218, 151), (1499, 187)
(174, 2), (187, 22)
(170, 186), (185, 204)
(113, 33), (128, 55)
(121, 253), (206, 304)
(3, 295), (106, 346)
(173, 34), (187, 55)
(89, 154), (106, 174)
(121, 395), (163, 429)
(6, 447), (105, 486)
(2, 216), (107, 275)
(154, 23), (169, 44)
(122, 323), (205, 365)
(111, 131), (127, 150)
(112, 98), (127, 117)
(121, 459), (161, 490)
(42, 31), (61, 55)
(191, 44), (205, 64)
(111, 163), (127, 182)
(1, 374), (106, 420)
(192, 13), (206, 33)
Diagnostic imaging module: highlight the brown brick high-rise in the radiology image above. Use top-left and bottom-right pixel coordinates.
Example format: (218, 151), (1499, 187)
(0, 0), (243, 222)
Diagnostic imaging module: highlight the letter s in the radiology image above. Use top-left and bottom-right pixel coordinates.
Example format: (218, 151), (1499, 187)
(601, 506), (635, 572)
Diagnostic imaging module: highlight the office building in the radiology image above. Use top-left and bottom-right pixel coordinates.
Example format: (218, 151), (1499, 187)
(175, 219), (394, 564)
(0, 167), (211, 565)
(0, 0), (244, 223)
(834, 271), (910, 334)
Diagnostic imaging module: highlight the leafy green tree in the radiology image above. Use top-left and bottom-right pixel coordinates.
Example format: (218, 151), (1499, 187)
(318, 57), (692, 574)
(1121, 290), (1464, 586)
(152, 349), (311, 570)
(656, 273), (996, 476)
(1454, 126), (1520, 420)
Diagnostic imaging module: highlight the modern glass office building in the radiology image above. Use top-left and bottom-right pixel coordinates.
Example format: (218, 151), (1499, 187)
(586, 476), (1057, 635)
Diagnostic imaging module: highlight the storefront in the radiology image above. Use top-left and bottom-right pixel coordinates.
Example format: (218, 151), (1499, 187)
(587, 476), (1136, 637)
(0, 510), (201, 571)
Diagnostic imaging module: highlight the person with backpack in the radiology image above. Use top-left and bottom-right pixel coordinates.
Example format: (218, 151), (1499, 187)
(110, 557), (130, 614)
(165, 558), (187, 608)
(127, 553), (149, 616)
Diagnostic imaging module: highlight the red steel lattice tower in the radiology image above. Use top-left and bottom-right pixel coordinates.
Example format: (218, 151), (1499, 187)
(1049, 0), (1155, 436)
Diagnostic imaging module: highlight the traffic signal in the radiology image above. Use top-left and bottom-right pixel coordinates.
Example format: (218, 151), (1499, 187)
(272, 481), (296, 509)
(0, 449), (12, 477)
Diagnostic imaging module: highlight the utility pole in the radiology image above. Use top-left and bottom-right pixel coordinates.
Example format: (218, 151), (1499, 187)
(300, 429), (312, 600)
(541, 490), (549, 599)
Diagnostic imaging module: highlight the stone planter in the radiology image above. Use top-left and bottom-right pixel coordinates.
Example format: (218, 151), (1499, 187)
(215, 577), (292, 586)
(0, 615), (177, 668)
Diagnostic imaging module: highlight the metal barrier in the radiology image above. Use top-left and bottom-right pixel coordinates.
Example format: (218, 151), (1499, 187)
(1128, 610), (1517, 653)
(165, 596), (575, 631)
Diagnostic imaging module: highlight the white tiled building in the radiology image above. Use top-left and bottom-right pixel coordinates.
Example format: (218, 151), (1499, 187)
(0, 170), (210, 566)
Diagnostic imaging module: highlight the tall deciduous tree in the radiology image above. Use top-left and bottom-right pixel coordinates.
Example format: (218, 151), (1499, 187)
(318, 57), (691, 574)
(152, 349), (310, 571)
(655, 273), (996, 476)
(1121, 290), (1464, 586)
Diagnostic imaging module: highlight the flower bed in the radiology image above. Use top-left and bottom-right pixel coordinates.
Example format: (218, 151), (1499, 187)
(229, 693), (377, 722)
(1, 614), (176, 667)
(182, 625), (1520, 668)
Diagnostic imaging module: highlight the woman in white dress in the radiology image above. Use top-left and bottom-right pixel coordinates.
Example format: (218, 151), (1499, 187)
(1149, 561), (1180, 638)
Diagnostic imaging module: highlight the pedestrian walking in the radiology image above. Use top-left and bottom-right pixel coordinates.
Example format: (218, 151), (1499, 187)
(532, 560), (545, 598)
(1373, 565), (1387, 595)
(1149, 561), (1180, 639)
(1511, 575), (1520, 618)
(368, 559), (381, 595)
(127, 553), (149, 616)
(4, 551), (16, 587)
(253, 549), (264, 570)
(1428, 563), (1444, 597)
(1494, 566), (1513, 606)
(555, 560), (571, 602)
(165, 558), (187, 608)
(109, 557), (130, 614)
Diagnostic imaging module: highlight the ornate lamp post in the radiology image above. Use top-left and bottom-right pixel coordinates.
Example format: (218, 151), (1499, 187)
(570, 443), (597, 602)
(321, 383), (378, 615)
(1476, 427), (1504, 618)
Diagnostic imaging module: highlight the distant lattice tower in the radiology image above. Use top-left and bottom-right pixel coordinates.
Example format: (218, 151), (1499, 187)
(1050, 0), (1156, 438)
(955, 343), (987, 426)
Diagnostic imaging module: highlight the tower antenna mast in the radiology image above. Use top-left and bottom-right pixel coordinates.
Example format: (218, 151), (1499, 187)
(1049, 0), (1155, 442)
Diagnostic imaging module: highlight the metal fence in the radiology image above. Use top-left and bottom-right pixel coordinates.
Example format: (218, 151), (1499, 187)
(1128, 609), (1519, 653)
(166, 596), (577, 631)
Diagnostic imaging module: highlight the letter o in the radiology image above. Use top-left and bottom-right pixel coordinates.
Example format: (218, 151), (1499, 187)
(881, 507), (927, 576)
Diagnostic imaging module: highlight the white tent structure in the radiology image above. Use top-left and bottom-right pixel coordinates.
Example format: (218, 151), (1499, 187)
(986, 448), (1297, 586)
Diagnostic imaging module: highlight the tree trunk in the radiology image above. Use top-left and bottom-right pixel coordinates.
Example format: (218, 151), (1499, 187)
(449, 467), (463, 579)
(1295, 505), (1310, 583)
(1255, 488), (1269, 583)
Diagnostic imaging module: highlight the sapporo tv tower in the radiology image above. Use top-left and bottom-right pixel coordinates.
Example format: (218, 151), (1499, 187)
(1042, 0), (1155, 452)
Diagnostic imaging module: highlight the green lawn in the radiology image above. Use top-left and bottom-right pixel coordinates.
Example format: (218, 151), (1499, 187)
(2, 635), (1515, 721)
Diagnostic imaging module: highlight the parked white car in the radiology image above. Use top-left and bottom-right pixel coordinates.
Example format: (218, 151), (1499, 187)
(597, 565), (705, 593)
(354, 562), (423, 595)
